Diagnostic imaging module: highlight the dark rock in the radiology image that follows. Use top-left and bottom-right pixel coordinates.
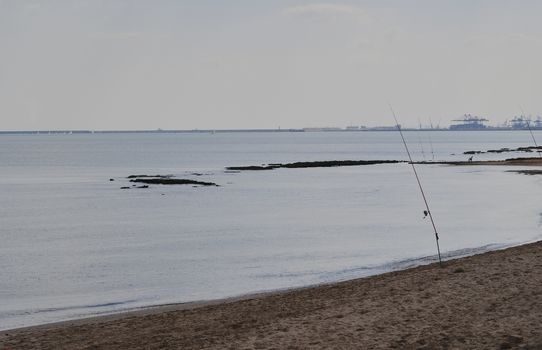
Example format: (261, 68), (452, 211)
(417, 157), (542, 166)
(227, 160), (403, 171)
(127, 174), (172, 179)
(487, 148), (510, 153)
(120, 187), (130, 189)
(282, 160), (402, 168)
(109, 178), (115, 181)
(136, 185), (149, 188)
(130, 178), (219, 186)
(519, 146), (542, 152)
(508, 170), (542, 176)
(227, 165), (276, 171)
(463, 146), (542, 155)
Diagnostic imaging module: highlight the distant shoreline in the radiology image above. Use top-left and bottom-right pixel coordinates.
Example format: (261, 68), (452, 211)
(1, 128), (541, 135)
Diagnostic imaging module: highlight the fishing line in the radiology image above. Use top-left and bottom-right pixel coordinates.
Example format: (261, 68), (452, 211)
(428, 118), (436, 161)
(519, 105), (542, 158)
(389, 105), (443, 266)
(417, 119), (427, 161)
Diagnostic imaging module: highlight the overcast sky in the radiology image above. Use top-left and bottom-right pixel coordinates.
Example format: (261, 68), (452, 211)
(2, 0), (542, 130)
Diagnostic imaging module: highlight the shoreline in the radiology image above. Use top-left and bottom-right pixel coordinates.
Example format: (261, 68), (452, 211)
(3, 240), (542, 349)
(0, 240), (517, 334)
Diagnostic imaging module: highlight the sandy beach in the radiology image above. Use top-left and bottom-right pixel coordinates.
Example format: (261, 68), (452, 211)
(4, 0), (542, 349)
(2, 241), (542, 349)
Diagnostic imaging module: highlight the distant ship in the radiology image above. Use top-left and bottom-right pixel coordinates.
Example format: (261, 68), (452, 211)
(449, 114), (488, 130)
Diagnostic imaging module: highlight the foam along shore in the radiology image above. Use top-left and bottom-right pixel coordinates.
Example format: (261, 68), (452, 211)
(3, 241), (542, 349)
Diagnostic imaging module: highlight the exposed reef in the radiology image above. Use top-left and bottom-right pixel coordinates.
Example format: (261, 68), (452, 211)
(226, 160), (404, 171)
(122, 174), (219, 187)
(507, 170), (542, 176)
(227, 157), (542, 172)
(129, 178), (219, 186)
(463, 146), (542, 155)
(120, 157), (542, 191)
(415, 157), (542, 166)
(127, 174), (172, 179)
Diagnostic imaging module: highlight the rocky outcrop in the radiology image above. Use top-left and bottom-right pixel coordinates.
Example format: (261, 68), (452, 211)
(127, 175), (172, 179)
(507, 170), (542, 175)
(416, 157), (542, 166)
(227, 160), (403, 171)
(463, 146), (542, 155)
(129, 178), (219, 186)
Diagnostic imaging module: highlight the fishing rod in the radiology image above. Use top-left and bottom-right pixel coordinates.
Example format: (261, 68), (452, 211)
(519, 106), (542, 158)
(417, 119), (427, 161)
(428, 118), (436, 161)
(389, 105), (443, 266)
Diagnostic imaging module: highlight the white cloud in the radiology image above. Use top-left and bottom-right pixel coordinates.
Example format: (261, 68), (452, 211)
(283, 3), (371, 22)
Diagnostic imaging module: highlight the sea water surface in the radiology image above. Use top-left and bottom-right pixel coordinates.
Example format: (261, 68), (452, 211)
(1, 131), (542, 330)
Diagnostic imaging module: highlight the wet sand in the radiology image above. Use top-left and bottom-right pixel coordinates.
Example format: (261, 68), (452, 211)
(2, 241), (542, 349)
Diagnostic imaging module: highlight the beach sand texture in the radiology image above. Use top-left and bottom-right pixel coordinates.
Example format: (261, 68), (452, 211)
(2, 241), (542, 349)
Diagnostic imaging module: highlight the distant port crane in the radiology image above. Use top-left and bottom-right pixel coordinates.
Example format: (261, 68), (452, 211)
(450, 114), (489, 130)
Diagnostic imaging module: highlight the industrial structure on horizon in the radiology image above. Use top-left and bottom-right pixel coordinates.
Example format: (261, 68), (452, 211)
(448, 114), (542, 130)
(2, 114), (542, 134)
(301, 114), (542, 132)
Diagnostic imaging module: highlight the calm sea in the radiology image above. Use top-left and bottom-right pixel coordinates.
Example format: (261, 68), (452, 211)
(1, 131), (541, 330)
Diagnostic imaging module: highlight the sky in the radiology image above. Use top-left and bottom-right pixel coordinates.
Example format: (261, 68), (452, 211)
(2, 0), (542, 130)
